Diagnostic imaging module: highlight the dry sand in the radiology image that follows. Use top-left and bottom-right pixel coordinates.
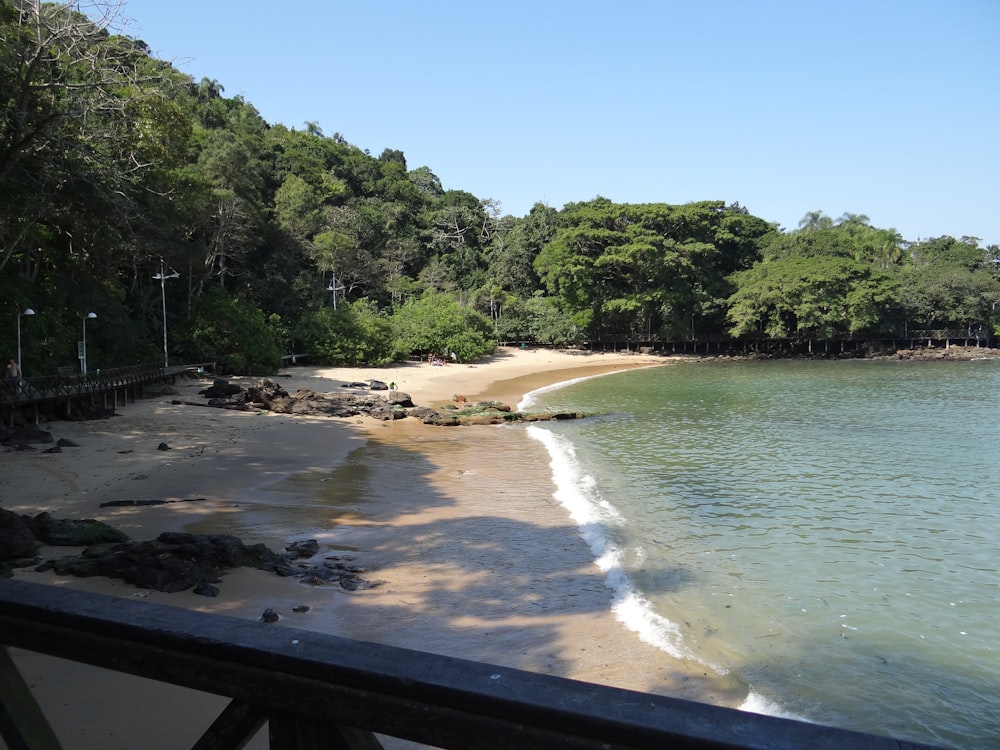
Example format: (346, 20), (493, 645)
(2, 346), (747, 749)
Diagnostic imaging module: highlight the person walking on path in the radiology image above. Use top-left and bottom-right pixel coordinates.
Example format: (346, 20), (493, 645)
(5, 358), (20, 385)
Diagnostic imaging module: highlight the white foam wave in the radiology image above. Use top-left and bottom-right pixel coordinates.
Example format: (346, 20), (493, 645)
(526, 424), (724, 671)
(517, 375), (595, 412)
(739, 691), (810, 722)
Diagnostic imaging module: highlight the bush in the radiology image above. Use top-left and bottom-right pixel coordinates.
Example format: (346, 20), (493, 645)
(391, 291), (496, 361)
(179, 288), (283, 374)
(296, 299), (394, 365)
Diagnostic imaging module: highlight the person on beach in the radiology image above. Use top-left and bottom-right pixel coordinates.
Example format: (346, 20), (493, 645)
(5, 358), (19, 384)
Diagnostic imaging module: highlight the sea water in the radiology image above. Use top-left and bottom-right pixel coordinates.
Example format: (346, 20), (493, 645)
(521, 358), (1000, 750)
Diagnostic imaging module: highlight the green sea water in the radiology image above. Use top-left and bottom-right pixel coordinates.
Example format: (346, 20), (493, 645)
(522, 358), (1000, 750)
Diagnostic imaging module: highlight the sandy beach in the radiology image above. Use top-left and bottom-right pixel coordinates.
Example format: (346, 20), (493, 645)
(2, 346), (746, 748)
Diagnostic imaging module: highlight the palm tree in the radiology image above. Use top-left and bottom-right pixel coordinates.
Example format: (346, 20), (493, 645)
(798, 210), (834, 231)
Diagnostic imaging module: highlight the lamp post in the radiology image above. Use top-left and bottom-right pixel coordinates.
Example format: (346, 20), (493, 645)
(153, 258), (180, 367)
(81, 312), (97, 374)
(16, 307), (34, 379)
(327, 273), (346, 310)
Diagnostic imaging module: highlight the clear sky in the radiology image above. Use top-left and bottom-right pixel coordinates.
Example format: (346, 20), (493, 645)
(105, 0), (998, 244)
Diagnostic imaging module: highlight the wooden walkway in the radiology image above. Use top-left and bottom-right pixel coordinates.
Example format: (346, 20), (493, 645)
(1, 362), (208, 425)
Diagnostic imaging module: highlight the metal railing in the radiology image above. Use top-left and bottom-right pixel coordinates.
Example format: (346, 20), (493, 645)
(0, 580), (942, 750)
(0, 362), (212, 412)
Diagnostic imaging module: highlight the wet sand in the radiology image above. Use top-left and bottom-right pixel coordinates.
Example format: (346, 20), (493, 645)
(2, 347), (745, 748)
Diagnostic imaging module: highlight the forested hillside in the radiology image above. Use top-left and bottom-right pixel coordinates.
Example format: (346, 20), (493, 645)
(3, 2), (998, 375)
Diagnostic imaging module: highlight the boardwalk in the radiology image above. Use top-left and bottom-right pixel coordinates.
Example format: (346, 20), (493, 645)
(1, 363), (204, 425)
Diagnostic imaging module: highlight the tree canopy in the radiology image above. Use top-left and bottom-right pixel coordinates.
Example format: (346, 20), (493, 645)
(2, 2), (997, 376)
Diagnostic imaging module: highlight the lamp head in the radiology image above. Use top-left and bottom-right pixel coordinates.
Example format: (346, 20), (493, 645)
(22, 308), (34, 316)
(85, 312), (97, 319)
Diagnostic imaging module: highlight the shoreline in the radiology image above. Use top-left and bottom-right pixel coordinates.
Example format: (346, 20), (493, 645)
(3, 347), (748, 748)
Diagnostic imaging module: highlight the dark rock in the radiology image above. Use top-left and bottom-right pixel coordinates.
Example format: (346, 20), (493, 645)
(29, 512), (129, 546)
(180, 378), (587, 427)
(0, 425), (54, 447)
(193, 581), (220, 597)
(260, 608), (280, 623)
(42, 446), (62, 454)
(199, 379), (244, 399)
(0, 508), (38, 563)
(56, 438), (80, 447)
(286, 539), (319, 559)
(292, 605), (310, 613)
(407, 406), (438, 421)
(386, 391), (414, 407)
(157, 442), (170, 451)
(43, 532), (283, 593)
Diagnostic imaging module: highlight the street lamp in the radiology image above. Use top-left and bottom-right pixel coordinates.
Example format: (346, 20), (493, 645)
(81, 312), (97, 374)
(326, 273), (346, 310)
(153, 258), (180, 367)
(16, 307), (34, 379)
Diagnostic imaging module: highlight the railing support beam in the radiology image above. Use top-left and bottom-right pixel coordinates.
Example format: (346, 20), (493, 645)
(0, 646), (63, 750)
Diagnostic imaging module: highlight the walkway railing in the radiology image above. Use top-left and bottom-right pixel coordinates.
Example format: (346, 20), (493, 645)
(0, 580), (941, 750)
(0, 362), (165, 408)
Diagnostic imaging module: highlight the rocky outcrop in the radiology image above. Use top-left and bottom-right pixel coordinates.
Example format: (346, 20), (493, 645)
(0, 425), (54, 448)
(0, 508), (37, 567)
(29, 512), (129, 546)
(177, 378), (589, 425)
(0, 509), (374, 596)
(892, 346), (1000, 361)
(36, 532), (300, 594)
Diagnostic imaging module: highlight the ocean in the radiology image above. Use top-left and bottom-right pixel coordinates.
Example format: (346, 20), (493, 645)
(519, 358), (1000, 750)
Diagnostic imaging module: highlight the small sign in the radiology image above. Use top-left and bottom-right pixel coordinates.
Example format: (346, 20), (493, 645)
(78, 341), (85, 359)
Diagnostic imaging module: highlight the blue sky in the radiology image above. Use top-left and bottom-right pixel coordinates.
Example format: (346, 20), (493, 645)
(108, 1), (998, 245)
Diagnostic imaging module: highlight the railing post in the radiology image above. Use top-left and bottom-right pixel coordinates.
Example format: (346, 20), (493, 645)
(0, 646), (64, 750)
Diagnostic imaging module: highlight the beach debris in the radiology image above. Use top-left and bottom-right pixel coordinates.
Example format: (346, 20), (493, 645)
(99, 498), (207, 508)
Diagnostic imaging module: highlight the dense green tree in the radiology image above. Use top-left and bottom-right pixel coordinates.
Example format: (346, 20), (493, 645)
(296, 298), (394, 365)
(895, 236), (1000, 331)
(2, 2), (996, 376)
(726, 219), (904, 340)
(726, 255), (899, 339)
(178, 287), (283, 374)
(535, 199), (772, 341)
(391, 291), (496, 362)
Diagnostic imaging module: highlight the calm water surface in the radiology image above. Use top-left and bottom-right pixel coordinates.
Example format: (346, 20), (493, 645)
(522, 359), (1000, 750)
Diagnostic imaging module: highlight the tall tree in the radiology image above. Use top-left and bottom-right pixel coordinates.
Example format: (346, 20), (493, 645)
(0, 0), (155, 273)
